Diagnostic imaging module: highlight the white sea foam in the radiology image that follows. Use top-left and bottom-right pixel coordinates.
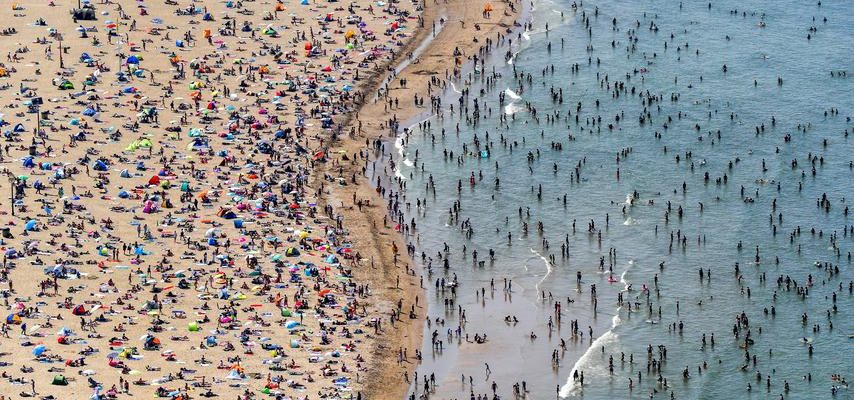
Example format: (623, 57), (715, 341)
(560, 263), (632, 398)
(449, 81), (462, 94)
(504, 102), (522, 115)
(530, 248), (552, 298)
(559, 330), (620, 398)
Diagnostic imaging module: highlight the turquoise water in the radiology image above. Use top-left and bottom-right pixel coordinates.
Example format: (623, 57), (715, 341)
(393, 0), (854, 398)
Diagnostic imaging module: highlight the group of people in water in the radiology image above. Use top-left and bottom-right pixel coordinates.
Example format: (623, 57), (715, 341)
(343, 0), (854, 399)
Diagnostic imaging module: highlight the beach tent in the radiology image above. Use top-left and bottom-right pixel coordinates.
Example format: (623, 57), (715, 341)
(22, 157), (35, 168)
(126, 55), (140, 64)
(285, 247), (300, 257)
(125, 138), (152, 152)
(13, 123), (26, 133)
(143, 336), (161, 350)
(256, 141), (273, 154)
(72, 8), (97, 20)
(217, 209), (237, 219)
(51, 374), (68, 385)
(6, 313), (21, 324)
(143, 199), (159, 213)
(72, 305), (87, 315)
(33, 344), (47, 356)
(262, 26), (277, 36)
(93, 160), (108, 171)
(58, 80), (74, 90)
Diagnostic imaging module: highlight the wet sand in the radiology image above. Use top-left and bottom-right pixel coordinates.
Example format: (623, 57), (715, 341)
(320, 0), (521, 397)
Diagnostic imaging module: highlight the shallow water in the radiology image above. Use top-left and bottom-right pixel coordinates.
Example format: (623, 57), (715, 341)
(394, 0), (854, 398)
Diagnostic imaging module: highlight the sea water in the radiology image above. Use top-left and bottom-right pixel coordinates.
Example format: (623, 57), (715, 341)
(393, 0), (854, 398)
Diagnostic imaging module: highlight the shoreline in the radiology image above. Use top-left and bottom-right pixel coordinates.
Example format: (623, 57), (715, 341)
(350, 2), (616, 398)
(319, 0), (524, 398)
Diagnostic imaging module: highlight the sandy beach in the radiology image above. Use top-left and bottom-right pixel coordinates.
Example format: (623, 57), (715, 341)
(0, 0), (450, 397)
